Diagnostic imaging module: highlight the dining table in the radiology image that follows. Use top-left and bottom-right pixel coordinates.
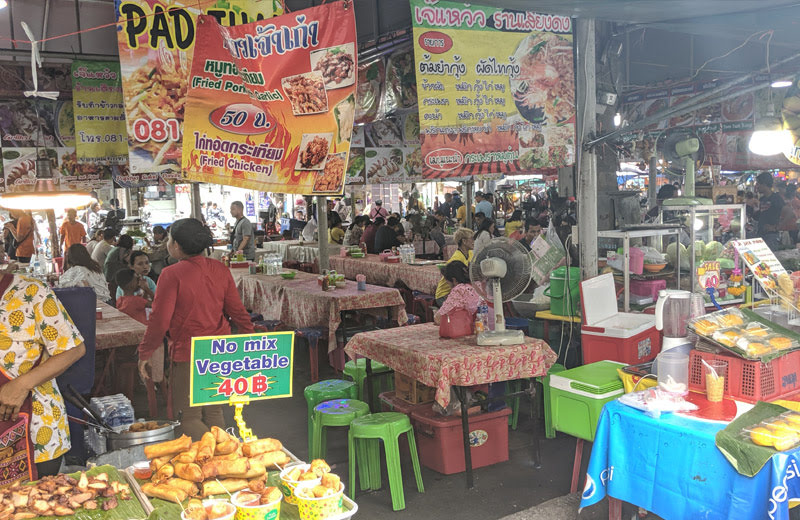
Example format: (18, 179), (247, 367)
(345, 323), (557, 488)
(94, 301), (150, 395)
(236, 270), (408, 370)
(328, 254), (442, 295)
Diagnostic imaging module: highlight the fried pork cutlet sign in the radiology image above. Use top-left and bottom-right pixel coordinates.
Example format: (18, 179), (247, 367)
(181, 1), (357, 195)
(190, 332), (295, 406)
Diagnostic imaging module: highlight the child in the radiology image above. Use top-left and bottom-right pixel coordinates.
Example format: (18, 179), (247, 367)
(115, 269), (150, 324)
(116, 251), (156, 299)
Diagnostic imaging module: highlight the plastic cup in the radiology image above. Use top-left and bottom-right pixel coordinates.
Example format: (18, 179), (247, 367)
(182, 500), (235, 520)
(279, 464), (320, 505)
(232, 490), (281, 520)
(705, 360), (727, 402)
(294, 482), (344, 520)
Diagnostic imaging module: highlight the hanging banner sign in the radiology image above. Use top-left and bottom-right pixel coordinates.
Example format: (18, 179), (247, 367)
(410, 0), (576, 179)
(781, 77), (800, 165)
(190, 332), (294, 407)
(181, 1), (357, 196)
(115, 0), (282, 174)
(71, 61), (128, 165)
(111, 164), (181, 188)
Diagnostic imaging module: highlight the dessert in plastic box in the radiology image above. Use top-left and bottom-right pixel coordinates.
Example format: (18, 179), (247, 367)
(713, 328), (744, 348)
(735, 336), (774, 357)
(743, 411), (800, 451)
(767, 334), (796, 351)
(743, 323), (770, 337)
(714, 308), (746, 328)
(693, 318), (720, 336)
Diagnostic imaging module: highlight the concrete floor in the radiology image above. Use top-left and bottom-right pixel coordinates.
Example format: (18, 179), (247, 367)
(130, 342), (645, 519)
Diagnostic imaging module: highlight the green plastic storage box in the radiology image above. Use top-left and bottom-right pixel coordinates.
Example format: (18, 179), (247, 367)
(548, 360), (625, 441)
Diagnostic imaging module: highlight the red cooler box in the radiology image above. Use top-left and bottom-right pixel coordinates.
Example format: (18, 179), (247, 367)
(580, 273), (661, 364)
(410, 406), (511, 475)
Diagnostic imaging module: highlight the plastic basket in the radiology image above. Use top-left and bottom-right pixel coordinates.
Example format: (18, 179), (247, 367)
(688, 348), (800, 403)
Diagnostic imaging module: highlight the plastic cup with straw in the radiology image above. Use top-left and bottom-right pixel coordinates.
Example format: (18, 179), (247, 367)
(702, 359), (726, 402)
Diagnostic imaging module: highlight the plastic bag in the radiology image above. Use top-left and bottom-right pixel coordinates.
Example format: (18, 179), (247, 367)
(355, 56), (386, 124)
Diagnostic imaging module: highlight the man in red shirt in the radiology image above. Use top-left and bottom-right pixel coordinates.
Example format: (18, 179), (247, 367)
(59, 208), (87, 251)
(361, 217), (384, 254)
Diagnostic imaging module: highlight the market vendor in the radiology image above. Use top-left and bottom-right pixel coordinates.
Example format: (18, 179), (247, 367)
(138, 218), (254, 440)
(229, 201), (256, 261)
(0, 272), (86, 476)
(435, 227), (474, 306)
(754, 171), (784, 250)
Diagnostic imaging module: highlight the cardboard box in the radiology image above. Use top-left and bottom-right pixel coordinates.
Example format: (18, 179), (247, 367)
(394, 372), (436, 404)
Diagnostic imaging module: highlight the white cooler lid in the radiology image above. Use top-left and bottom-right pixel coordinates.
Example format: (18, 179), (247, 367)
(580, 273), (619, 326)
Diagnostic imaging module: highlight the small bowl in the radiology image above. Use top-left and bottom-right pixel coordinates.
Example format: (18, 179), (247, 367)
(281, 271), (297, 280)
(335, 281), (347, 288)
(643, 263), (666, 273)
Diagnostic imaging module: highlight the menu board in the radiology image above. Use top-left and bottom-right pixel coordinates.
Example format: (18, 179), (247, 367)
(731, 238), (787, 294)
(181, 2), (357, 196)
(71, 61), (128, 165)
(410, 0), (576, 179)
(115, 0), (281, 174)
(529, 235), (566, 285)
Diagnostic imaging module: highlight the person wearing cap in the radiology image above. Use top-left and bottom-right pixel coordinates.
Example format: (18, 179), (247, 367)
(369, 200), (389, 220)
(475, 192), (493, 223)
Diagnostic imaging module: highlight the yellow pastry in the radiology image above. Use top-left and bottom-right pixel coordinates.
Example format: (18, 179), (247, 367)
(769, 336), (793, 350)
(694, 319), (720, 336)
(718, 313), (744, 327)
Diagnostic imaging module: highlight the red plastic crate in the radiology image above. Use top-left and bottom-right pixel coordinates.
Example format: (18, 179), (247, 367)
(410, 406), (511, 475)
(688, 348), (800, 403)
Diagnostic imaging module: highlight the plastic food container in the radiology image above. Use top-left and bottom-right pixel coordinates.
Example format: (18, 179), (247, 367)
(656, 350), (689, 395)
(279, 464), (320, 505)
(232, 490), (281, 520)
(181, 500), (236, 520)
(742, 411), (800, 451)
(294, 481), (345, 520)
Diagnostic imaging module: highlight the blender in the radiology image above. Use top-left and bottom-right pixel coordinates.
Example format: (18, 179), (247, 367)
(654, 289), (693, 352)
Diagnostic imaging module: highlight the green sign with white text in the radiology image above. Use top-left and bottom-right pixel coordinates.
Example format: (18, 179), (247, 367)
(190, 332), (294, 407)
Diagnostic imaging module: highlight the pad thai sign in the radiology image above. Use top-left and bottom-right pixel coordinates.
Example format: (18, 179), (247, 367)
(114, 0), (282, 174)
(410, 0), (576, 179)
(181, 2), (357, 195)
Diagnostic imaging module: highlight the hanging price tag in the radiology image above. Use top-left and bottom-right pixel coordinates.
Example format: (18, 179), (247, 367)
(697, 261), (721, 290)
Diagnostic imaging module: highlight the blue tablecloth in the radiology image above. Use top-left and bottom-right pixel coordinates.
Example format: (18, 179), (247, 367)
(580, 400), (800, 520)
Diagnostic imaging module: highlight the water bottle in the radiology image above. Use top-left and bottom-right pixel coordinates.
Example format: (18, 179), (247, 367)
(476, 304), (489, 333)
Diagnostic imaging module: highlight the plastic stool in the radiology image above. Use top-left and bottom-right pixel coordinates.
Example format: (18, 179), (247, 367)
(310, 399), (370, 460)
(249, 312), (264, 322)
(348, 412), (424, 511)
(412, 291), (435, 323)
(304, 380), (357, 457)
(344, 359), (394, 409)
(405, 314), (420, 326)
(506, 379), (529, 430)
(254, 319), (283, 332)
(505, 317), (530, 335)
(537, 363), (566, 439)
(296, 327), (327, 383)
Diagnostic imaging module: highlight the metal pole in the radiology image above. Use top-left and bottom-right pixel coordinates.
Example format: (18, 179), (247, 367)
(577, 19), (598, 281)
(648, 155), (658, 209)
(190, 183), (202, 219)
(317, 196), (329, 272)
(465, 180), (474, 229)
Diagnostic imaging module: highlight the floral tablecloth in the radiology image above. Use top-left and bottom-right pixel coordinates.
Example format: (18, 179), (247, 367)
(328, 255), (442, 294)
(344, 323), (557, 408)
(261, 240), (317, 261)
(237, 270), (407, 352)
(95, 302), (147, 351)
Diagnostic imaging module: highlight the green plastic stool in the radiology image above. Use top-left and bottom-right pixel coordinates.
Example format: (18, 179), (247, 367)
(343, 359), (394, 408)
(304, 379), (358, 457)
(348, 412), (424, 511)
(536, 363), (566, 439)
(310, 399), (370, 460)
(506, 379), (529, 431)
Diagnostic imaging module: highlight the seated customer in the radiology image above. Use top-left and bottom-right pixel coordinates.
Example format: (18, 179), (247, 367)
(518, 218), (543, 251)
(433, 261), (482, 325)
(328, 212), (345, 245)
(116, 251), (156, 300)
(58, 243), (111, 303)
(115, 268), (151, 324)
(374, 216), (404, 252)
(434, 227), (474, 306)
(362, 217), (383, 254)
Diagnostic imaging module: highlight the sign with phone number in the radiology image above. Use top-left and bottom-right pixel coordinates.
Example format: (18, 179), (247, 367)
(190, 332), (294, 406)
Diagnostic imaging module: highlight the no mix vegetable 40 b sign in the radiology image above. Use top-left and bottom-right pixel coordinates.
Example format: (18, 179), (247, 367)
(190, 332), (294, 406)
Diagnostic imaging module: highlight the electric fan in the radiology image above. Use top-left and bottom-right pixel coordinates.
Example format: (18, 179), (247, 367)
(469, 238), (534, 346)
(656, 129), (712, 206)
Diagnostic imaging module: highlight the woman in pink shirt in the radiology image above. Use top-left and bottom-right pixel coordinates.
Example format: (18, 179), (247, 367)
(138, 219), (253, 439)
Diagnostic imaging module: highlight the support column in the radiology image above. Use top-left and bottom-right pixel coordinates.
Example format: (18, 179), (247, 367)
(577, 19), (598, 281)
(648, 155), (658, 210)
(317, 196), (329, 272)
(465, 180), (474, 229)
(190, 183), (202, 220)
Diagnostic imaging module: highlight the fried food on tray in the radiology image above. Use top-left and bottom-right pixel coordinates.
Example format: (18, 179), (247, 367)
(142, 482), (188, 503)
(310, 459), (331, 477)
(163, 478), (199, 498)
(201, 479), (249, 498)
(249, 450), (290, 469)
(127, 421), (167, 433)
(144, 434), (192, 459)
(174, 462), (204, 483)
(173, 441), (200, 464)
(196, 431), (216, 464)
(692, 318), (719, 336)
(242, 438), (283, 458)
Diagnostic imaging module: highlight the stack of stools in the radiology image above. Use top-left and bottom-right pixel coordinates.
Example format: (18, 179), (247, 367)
(310, 399), (370, 459)
(348, 412), (425, 511)
(343, 359), (394, 411)
(304, 379), (358, 457)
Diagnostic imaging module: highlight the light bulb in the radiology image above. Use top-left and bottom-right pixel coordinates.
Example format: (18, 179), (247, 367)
(0, 0), (7, 9)
(771, 80), (793, 88)
(613, 112), (621, 127)
(749, 128), (793, 156)
(694, 218), (703, 231)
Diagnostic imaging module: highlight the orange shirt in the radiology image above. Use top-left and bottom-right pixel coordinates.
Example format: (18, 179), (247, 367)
(59, 220), (86, 248)
(15, 215), (34, 257)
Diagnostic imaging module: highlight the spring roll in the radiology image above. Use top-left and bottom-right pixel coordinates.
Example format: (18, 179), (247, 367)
(174, 462), (204, 483)
(202, 458), (249, 479)
(149, 455), (172, 473)
(249, 450), (290, 469)
(141, 482), (188, 503)
(242, 438), (282, 458)
(144, 435), (193, 460)
(211, 426), (233, 444)
(215, 439), (239, 456)
(201, 479), (249, 498)
(210, 452), (241, 463)
(164, 478), (199, 497)
(228, 460), (266, 479)
(153, 463), (174, 484)
(172, 441), (200, 464)
(196, 432), (216, 464)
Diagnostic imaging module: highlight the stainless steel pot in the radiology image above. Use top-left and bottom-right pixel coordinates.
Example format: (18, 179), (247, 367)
(106, 421), (179, 451)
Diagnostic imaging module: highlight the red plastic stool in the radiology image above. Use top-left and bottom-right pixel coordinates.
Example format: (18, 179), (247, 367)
(412, 292), (435, 323)
(296, 327), (327, 383)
